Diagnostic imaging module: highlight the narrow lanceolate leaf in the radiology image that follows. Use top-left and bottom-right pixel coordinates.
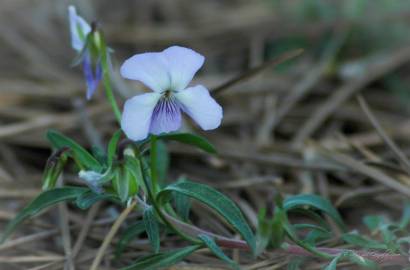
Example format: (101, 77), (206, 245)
(76, 190), (118, 210)
(255, 208), (272, 255)
(324, 254), (341, 270)
(157, 180), (256, 253)
(174, 183), (191, 221)
(345, 251), (379, 269)
(121, 245), (200, 270)
(173, 177), (192, 220)
(92, 146), (106, 166)
(342, 232), (387, 249)
(284, 194), (346, 231)
(271, 206), (286, 248)
(116, 221), (146, 258)
(1, 187), (87, 243)
(287, 257), (305, 270)
(363, 215), (385, 233)
(47, 130), (101, 171)
(143, 206), (160, 253)
(198, 234), (240, 270)
(399, 202), (410, 229)
(325, 251), (379, 270)
(158, 133), (217, 154)
(107, 130), (122, 166)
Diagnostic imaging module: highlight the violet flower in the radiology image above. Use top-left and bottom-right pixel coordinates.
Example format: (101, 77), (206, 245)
(68, 5), (102, 100)
(120, 46), (223, 141)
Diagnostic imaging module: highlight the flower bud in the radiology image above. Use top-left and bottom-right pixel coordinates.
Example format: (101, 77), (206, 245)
(112, 156), (141, 202)
(42, 147), (69, 190)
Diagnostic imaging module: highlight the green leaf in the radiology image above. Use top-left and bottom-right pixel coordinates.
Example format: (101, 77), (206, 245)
(143, 206), (160, 253)
(287, 257), (305, 270)
(271, 204), (286, 249)
(324, 251), (379, 270)
(157, 180), (256, 253)
(284, 194), (346, 231)
(255, 208), (272, 255)
(291, 208), (331, 231)
(281, 214), (332, 259)
(121, 245), (200, 270)
(46, 130), (101, 171)
(380, 225), (399, 251)
(1, 187), (87, 243)
(342, 232), (387, 249)
(293, 223), (330, 233)
(198, 234), (240, 270)
(174, 193), (191, 221)
(363, 215), (385, 233)
(174, 189), (191, 222)
(399, 202), (410, 229)
(345, 251), (379, 269)
(76, 190), (117, 210)
(116, 221), (146, 259)
(324, 254), (341, 270)
(158, 133), (216, 154)
(107, 130), (122, 166)
(301, 225), (332, 244)
(91, 146), (106, 166)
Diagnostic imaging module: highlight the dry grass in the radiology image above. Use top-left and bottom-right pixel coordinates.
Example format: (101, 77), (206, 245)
(1, 0), (410, 269)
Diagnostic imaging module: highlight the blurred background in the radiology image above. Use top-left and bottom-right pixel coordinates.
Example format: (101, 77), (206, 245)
(2, 0), (410, 269)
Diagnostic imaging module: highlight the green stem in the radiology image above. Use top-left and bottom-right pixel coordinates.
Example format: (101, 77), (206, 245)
(284, 222), (334, 260)
(150, 135), (159, 194)
(99, 32), (121, 124)
(138, 156), (201, 244)
(102, 73), (121, 123)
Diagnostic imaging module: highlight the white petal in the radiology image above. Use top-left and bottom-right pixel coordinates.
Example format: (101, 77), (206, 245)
(163, 46), (204, 91)
(175, 85), (222, 130)
(68, 6), (91, 51)
(120, 52), (170, 92)
(121, 93), (161, 141)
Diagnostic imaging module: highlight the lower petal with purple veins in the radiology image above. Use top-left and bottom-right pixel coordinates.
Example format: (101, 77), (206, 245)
(149, 97), (182, 135)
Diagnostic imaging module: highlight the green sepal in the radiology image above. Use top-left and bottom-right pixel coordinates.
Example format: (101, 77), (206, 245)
(42, 150), (68, 190)
(70, 32), (92, 67)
